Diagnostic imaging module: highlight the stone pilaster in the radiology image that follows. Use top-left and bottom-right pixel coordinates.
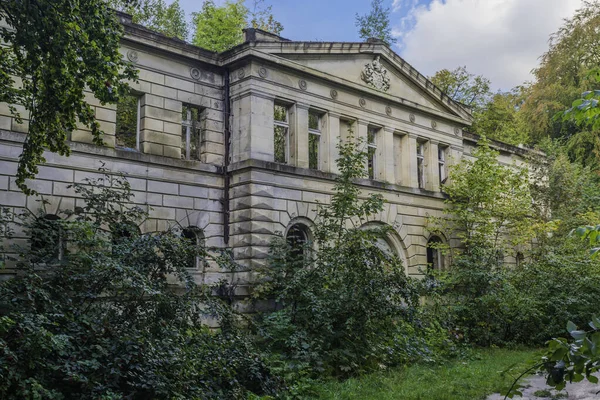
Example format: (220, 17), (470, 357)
(289, 103), (309, 168)
(380, 127), (395, 183)
(324, 112), (340, 174)
(401, 134), (419, 188)
(426, 140), (440, 192)
(230, 92), (274, 163)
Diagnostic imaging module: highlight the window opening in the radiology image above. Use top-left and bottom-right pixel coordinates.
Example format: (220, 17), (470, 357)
(181, 105), (201, 160)
(367, 127), (378, 179)
(115, 92), (141, 150)
(274, 104), (289, 163)
(308, 111), (321, 170)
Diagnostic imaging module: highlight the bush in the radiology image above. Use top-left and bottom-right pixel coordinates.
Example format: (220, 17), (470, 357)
(0, 172), (281, 399)
(253, 137), (423, 378)
(431, 243), (600, 348)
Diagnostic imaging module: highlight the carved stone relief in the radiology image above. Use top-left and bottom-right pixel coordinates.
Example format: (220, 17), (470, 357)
(126, 50), (139, 63)
(361, 56), (390, 92)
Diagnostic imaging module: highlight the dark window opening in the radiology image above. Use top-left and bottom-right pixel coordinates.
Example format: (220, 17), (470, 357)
(31, 214), (65, 261)
(427, 236), (444, 271)
(286, 224), (310, 260)
(115, 92), (140, 150)
(182, 227), (205, 269)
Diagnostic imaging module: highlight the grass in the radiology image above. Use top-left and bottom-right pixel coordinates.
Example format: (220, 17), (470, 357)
(312, 348), (538, 400)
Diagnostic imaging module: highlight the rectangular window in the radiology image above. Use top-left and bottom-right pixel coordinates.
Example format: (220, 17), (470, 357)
(417, 141), (425, 189)
(438, 146), (447, 186)
(308, 111), (321, 170)
(367, 127), (378, 179)
(181, 105), (201, 160)
(274, 104), (289, 164)
(115, 93), (140, 150)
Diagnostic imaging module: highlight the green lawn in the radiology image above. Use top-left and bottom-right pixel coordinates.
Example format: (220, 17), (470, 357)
(312, 348), (538, 400)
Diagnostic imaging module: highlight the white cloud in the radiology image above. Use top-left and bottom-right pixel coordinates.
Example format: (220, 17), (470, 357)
(398, 0), (583, 91)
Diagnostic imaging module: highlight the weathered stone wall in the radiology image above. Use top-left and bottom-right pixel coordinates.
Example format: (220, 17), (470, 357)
(0, 20), (538, 288)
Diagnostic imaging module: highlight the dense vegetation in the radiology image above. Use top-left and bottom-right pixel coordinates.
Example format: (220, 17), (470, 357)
(2, 1), (600, 398)
(0, 173), (282, 399)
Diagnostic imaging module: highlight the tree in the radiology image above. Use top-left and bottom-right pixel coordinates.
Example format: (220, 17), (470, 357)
(471, 88), (530, 146)
(429, 138), (535, 256)
(192, 0), (248, 52)
(109, 0), (189, 40)
(249, 0), (283, 35)
(0, 171), (282, 398)
(518, 1), (600, 166)
(0, 1), (137, 195)
(429, 66), (492, 110)
(192, 0), (283, 53)
(355, 0), (397, 46)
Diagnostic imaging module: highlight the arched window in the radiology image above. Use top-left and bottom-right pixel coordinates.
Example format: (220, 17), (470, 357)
(427, 236), (445, 271)
(182, 227), (205, 269)
(31, 214), (65, 261)
(286, 223), (311, 259)
(360, 222), (408, 271)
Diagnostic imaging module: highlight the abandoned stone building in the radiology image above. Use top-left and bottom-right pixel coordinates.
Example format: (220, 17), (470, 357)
(0, 12), (532, 285)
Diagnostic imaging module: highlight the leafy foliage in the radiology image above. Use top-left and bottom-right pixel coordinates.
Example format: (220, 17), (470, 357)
(539, 319), (600, 391)
(429, 138), (535, 256)
(471, 89), (531, 145)
(0, 171), (281, 399)
(248, 0), (283, 35)
(192, 0), (283, 53)
(109, 0), (189, 40)
(355, 0), (397, 45)
(192, 0), (248, 53)
(0, 1), (137, 194)
(253, 135), (423, 379)
(429, 66), (492, 110)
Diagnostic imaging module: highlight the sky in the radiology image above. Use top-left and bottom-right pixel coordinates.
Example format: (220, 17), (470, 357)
(173, 0), (585, 92)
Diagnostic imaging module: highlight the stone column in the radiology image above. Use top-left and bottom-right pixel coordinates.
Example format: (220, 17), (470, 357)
(289, 103), (309, 168)
(426, 140), (440, 192)
(324, 112), (340, 174)
(380, 127), (395, 183)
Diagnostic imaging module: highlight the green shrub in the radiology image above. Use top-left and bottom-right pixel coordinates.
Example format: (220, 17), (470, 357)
(0, 172), (282, 399)
(253, 137), (422, 378)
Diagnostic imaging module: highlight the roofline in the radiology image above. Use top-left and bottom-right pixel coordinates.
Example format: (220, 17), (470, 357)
(228, 39), (473, 121)
(113, 13), (473, 123)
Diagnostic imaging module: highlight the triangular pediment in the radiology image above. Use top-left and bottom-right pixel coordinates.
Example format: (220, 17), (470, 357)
(259, 43), (472, 122)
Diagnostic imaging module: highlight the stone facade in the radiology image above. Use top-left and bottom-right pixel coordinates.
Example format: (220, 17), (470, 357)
(0, 13), (536, 286)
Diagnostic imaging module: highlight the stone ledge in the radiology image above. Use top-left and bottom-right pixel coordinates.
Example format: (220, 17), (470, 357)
(228, 158), (447, 200)
(0, 129), (223, 175)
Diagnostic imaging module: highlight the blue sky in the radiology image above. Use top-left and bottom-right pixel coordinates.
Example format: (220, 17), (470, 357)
(173, 0), (584, 91)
